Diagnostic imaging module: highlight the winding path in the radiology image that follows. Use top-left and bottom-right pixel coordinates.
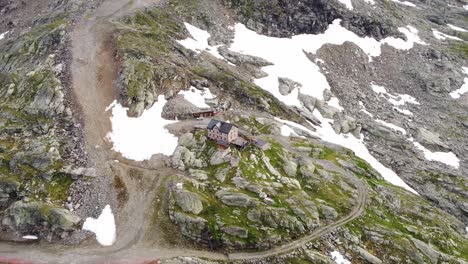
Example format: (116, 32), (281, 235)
(0, 0), (369, 263)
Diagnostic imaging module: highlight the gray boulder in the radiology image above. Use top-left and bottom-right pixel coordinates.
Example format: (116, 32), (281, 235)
(215, 190), (252, 207)
(320, 204), (338, 220)
(278, 77), (302, 96)
(2, 201), (81, 237)
(174, 190), (204, 215)
(172, 212), (207, 240)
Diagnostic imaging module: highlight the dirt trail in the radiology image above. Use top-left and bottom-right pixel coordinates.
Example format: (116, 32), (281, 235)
(0, 0), (369, 263)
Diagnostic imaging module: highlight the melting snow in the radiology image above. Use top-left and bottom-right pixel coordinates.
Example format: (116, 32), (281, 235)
(0, 31), (8, 40)
(82, 205), (116, 246)
(449, 67), (468, 99)
(392, 0), (416, 7)
(178, 87), (215, 108)
(330, 250), (351, 264)
(337, 0), (353, 10)
(178, 23), (224, 59)
(448, 24), (467, 32)
(376, 120), (407, 134)
(433, 30), (463, 41)
(229, 20), (424, 105)
(106, 95), (178, 161)
(410, 139), (460, 168)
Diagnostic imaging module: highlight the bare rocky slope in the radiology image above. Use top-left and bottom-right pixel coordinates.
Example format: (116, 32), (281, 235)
(0, 0), (467, 263)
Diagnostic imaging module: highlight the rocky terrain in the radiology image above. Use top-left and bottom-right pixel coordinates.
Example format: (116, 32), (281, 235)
(0, 0), (467, 263)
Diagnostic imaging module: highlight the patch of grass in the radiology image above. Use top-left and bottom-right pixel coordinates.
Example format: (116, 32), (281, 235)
(113, 175), (129, 206)
(449, 42), (468, 60)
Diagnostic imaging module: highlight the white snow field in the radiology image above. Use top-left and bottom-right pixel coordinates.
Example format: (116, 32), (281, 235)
(449, 67), (468, 99)
(106, 95), (178, 161)
(330, 250), (351, 264)
(229, 19), (424, 106)
(433, 30), (463, 41)
(177, 23), (223, 59)
(82, 205), (116, 246)
(179, 87), (215, 108)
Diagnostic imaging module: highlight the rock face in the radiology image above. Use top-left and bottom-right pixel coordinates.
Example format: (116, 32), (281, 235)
(0, 180), (19, 210)
(223, 0), (397, 39)
(1, 201), (81, 239)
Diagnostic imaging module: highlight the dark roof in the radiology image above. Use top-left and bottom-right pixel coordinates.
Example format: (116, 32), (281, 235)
(255, 139), (269, 147)
(207, 119), (236, 134)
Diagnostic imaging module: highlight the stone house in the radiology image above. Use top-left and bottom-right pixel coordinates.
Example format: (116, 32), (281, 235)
(207, 119), (239, 146)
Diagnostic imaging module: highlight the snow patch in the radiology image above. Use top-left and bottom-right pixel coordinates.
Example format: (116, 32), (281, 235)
(371, 84), (388, 94)
(394, 107), (413, 116)
(22, 235), (38, 240)
(392, 0), (416, 7)
(448, 24), (467, 32)
(376, 120), (407, 134)
(359, 101), (374, 117)
(410, 139), (460, 168)
(178, 87), (215, 108)
(372, 84), (419, 106)
(388, 94), (420, 106)
(178, 23), (224, 59)
(433, 30), (463, 41)
(363, 0), (375, 4)
(337, 0), (353, 10)
(330, 250), (351, 264)
(0, 31), (8, 40)
(82, 205), (116, 246)
(106, 95), (178, 161)
(229, 20), (424, 105)
(449, 67), (468, 99)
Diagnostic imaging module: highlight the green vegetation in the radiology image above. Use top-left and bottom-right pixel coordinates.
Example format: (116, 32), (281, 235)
(449, 42), (468, 60)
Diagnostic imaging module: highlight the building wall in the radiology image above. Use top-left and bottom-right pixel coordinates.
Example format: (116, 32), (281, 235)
(208, 125), (238, 143)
